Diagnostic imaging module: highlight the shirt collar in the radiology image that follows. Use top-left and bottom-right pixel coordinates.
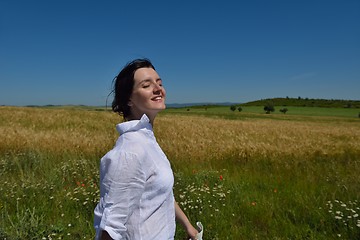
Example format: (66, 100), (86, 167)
(116, 114), (152, 135)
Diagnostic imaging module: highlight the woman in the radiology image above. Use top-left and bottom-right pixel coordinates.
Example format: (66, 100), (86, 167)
(94, 58), (199, 240)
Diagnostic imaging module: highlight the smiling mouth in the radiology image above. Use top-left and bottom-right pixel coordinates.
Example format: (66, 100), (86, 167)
(152, 96), (163, 101)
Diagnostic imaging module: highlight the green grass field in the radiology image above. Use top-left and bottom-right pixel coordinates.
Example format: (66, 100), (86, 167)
(165, 105), (360, 118)
(0, 106), (359, 239)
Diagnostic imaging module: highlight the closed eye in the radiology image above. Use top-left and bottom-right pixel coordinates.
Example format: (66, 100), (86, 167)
(139, 79), (163, 88)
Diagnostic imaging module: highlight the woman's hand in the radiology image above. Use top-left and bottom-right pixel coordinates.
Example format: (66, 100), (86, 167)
(186, 224), (199, 240)
(174, 201), (199, 239)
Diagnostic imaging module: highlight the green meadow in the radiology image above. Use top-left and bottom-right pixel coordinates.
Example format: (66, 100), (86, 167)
(0, 105), (359, 239)
(166, 105), (360, 118)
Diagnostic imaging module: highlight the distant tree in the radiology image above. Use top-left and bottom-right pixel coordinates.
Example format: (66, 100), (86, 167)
(238, 106), (242, 112)
(264, 102), (275, 114)
(358, 112), (360, 118)
(345, 103), (352, 108)
(230, 105), (236, 111)
(280, 108), (288, 114)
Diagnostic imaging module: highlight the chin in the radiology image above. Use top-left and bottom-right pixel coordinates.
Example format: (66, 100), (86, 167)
(155, 106), (166, 112)
(153, 102), (166, 110)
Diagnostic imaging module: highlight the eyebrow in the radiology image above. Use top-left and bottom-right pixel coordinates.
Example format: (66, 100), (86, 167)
(138, 78), (162, 84)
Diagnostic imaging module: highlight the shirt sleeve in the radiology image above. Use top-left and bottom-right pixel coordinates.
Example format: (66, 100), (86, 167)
(98, 150), (146, 240)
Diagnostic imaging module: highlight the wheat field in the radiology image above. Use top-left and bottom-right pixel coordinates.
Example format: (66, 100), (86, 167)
(1, 106), (359, 239)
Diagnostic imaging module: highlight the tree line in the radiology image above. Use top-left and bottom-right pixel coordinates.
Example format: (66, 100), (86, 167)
(241, 97), (360, 108)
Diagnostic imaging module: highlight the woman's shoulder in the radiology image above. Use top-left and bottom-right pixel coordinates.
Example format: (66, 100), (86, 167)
(102, 131), (153, 165)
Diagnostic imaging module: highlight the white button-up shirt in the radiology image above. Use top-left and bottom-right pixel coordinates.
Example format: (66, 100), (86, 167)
(94, 114), (175, 240)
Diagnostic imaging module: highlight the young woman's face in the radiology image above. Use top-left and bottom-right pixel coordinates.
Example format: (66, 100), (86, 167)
(129, 67), (166, 120)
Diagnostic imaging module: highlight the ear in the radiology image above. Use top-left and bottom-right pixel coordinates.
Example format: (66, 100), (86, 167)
(127, 100), (133, 107)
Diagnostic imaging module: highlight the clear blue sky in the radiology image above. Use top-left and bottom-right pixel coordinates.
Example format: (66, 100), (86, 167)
(1, 0), (359, 106)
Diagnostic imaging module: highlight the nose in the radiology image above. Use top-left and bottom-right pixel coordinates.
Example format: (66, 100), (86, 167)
(153, 82), (162, 93)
